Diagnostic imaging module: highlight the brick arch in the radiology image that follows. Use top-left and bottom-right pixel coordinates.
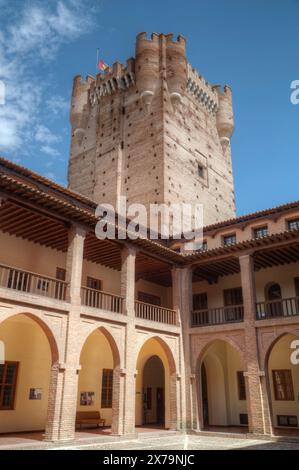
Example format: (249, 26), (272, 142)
(194, 337), (247, 431)
(0, 311), (59, 364)
(263, 330), (299, 370)
(263, 330), (299, 434)
(78, 325), (121, 368)
(76, 324), (122, 435)
(136, 335), (177, 374)
(194, 336), (245, 372)
(135, 335), (178, 430)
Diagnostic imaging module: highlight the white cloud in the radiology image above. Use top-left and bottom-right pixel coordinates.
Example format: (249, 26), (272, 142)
(40, 145), (61, 157)
(35, 125), (61, 145)
(0, 79), (41, 150)
(5, 1), (93, 59)
(0, 117), (21, 148)
(0, 0), (96, 155)
(46, 95), (69, 115)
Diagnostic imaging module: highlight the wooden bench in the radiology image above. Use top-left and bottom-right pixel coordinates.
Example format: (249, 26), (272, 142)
(75, 411), (106, 429)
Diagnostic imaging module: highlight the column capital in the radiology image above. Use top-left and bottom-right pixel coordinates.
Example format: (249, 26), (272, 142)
(121, 242), (138, 257)
(58, 363), (81, 372)
(238, 250), (255, 260)
(68, 223), (87, 238)
(244, 370), (265, 377)
(171, 264), (192, 274)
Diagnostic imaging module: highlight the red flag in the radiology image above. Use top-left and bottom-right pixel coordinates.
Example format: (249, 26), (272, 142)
(97, 59), (109, 72)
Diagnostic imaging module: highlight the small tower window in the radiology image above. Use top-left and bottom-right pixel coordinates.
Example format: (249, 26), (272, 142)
(223, 233), (236, 247)
(253, 226), (268, 239)
(198, 164), (204, 178)
(288, 219), (299, 231)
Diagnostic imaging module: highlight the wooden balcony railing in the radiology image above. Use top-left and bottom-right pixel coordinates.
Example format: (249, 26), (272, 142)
(192, 304), (244, 327)
(256, 297), (299, 320)
(0, 263), (67, 301)
(81, 286), (124, 314)
(135, 300), (177, 325)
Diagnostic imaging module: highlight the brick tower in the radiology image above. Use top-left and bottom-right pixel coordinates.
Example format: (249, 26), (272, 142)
(68, 32), (236, 226)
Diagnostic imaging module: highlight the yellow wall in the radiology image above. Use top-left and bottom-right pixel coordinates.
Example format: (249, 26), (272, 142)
(0, 231), (174, 305)
(82, 259), (121, 295)
(0, 231), (66, 280)
(0, 314), (52, 433)
(136, 280), (172, 308)
(78, 329), (114, 425)
(202, 340), (247, 426)
(268, 333), (299, 428)
(135, 338), (171, 428)
(193, 261), (299, 309)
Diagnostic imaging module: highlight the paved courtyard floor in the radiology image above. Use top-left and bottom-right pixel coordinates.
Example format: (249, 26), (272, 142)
(1, 423), (299, 451)
(1, 431), (299, 450)
(53, 434), (299, 451)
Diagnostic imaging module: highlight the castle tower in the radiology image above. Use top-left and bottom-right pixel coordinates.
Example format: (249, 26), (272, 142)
(68, 32), (236, 226)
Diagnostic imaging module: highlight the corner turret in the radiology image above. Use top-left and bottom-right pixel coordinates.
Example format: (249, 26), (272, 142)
(135, 32), (160, 110)
(165, 34), (187, 110)
(214, 85), (234, 152)
(70, 74), (93, 146)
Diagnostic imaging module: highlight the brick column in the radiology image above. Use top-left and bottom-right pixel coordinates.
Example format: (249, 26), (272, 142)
(239, 253), (271, 435)
(119, 244), (137, 436)
(172, 266), (197, 430)
(111, 365), (124, 435)
(45, 225), (86, 441)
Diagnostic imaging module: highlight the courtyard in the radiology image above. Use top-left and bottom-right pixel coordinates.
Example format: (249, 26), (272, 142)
(0, 431), (299, 451)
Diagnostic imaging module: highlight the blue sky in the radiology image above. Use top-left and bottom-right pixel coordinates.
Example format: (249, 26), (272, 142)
(0, 0), (298, 216)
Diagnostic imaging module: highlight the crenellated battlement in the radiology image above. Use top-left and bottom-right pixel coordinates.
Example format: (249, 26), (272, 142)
(136, 31), (186, 45)
(186, 64), (218, 113)
(71, 57), (136, 108)
(90, 70), (135, 104)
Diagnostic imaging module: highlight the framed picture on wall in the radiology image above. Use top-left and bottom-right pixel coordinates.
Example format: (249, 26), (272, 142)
(80, 391), (95, 406)
(29, 388), (42, 400)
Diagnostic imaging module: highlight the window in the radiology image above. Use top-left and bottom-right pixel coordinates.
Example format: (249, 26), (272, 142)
(0, 362), (18, 410)
(87, 276), (102, 291)
(223, 233), (236, 247)
(239, 413), (249, 425)
(193, 293), (208, 311)
(56, 267), (66, 281)
(55, 267), (66, 300)
(198, 164), (204, 178)
(253, 226), (268, 239)
(138, 291), (161, 306)
(272, 370), (294, 401)
(101, 369), (113, 408)
(199, 240), (208, 252)
(288, 219), (299, 232)
(224, 287), (243, 322)
(277, 415), (298, 427)
(266, 283), (282, 301)
(237, 371), (246, 400)
(224, 287), (243, 306)
(265, 283), (282, 317)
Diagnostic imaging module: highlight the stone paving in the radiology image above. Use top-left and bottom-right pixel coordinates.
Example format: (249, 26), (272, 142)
(53, 434), (299, 451)
(1, 431), (299, 451)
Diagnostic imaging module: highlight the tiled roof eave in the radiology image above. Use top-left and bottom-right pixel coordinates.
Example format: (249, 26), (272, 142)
(185, 229), (299, 263)
(0, 171), (184, 264)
